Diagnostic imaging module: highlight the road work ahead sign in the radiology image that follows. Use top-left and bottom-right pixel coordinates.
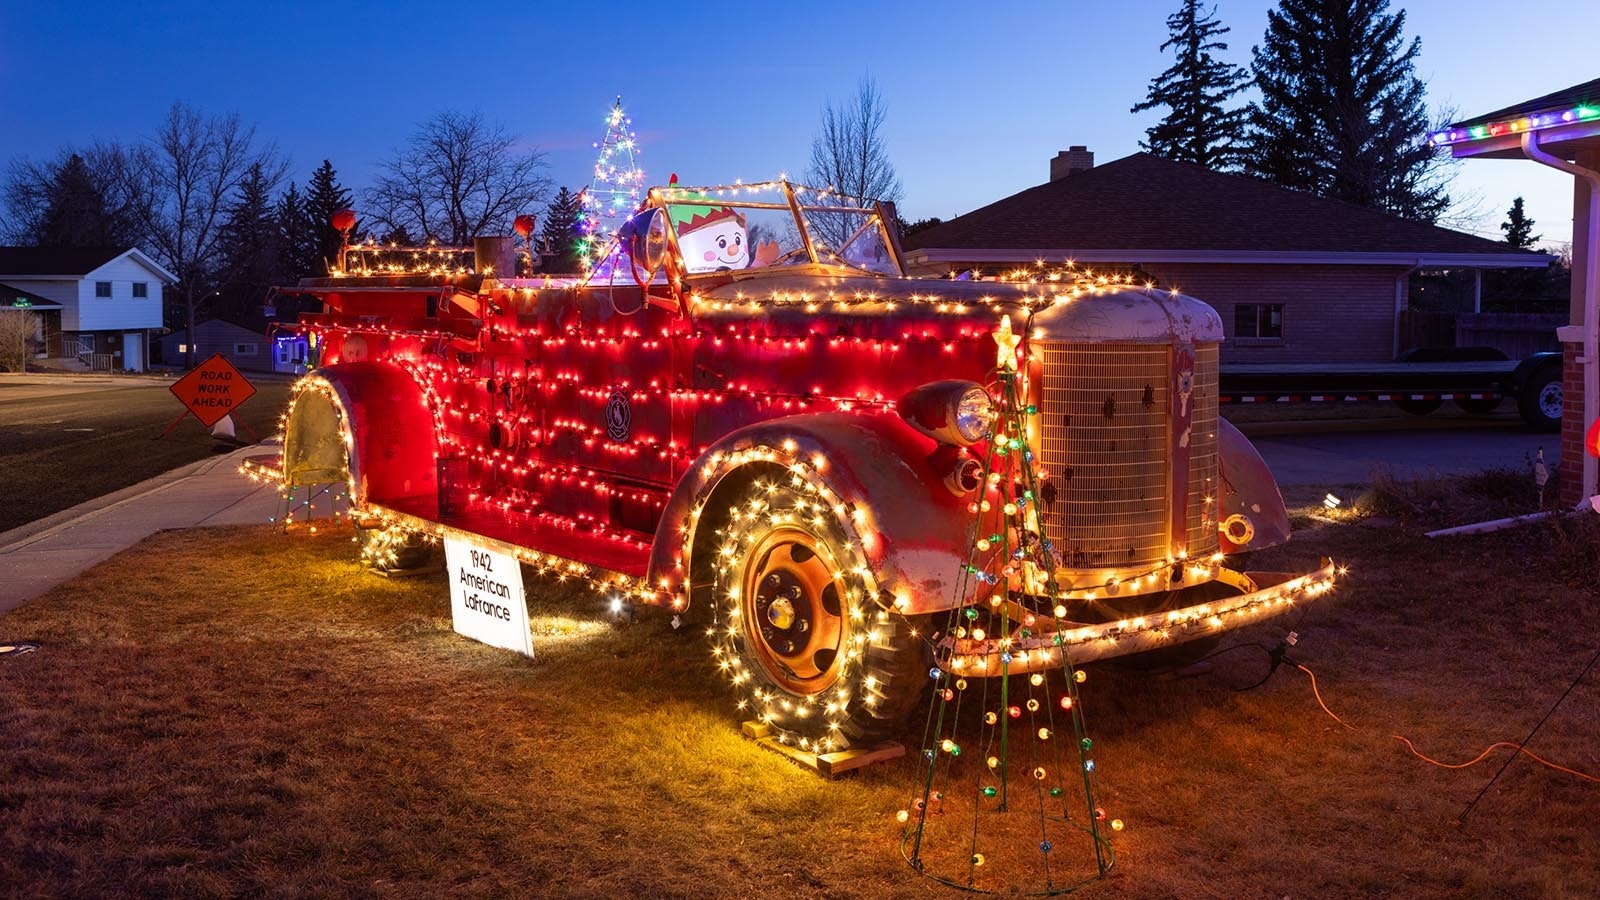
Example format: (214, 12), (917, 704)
(169, 353), (257, 427)
(443, 536), (534, 658)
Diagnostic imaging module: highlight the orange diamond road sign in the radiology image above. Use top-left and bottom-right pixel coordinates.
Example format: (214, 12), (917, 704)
(170, 353), (258, 427)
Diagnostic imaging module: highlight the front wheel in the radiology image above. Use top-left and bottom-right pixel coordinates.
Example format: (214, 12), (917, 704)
(1517, 367), (1562, 432)
(709, 477), (927, 750)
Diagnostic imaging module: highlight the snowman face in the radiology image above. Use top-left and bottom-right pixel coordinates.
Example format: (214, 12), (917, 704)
(679, 220), (749, 273)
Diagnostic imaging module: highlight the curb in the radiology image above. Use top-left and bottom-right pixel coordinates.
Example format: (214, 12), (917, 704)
(0, 440), (280, 554)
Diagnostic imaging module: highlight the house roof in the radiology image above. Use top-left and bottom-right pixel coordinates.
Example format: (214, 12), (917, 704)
(0, 246), (177, 283)
(1451, 77), (1600, 130)
(0, 282), (63, 310)
(1438, 76), (1600, 161)
(903, 153), (1553, 268)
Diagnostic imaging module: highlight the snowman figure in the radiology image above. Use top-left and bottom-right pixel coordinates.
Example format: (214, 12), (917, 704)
(672, 199), (750, 273)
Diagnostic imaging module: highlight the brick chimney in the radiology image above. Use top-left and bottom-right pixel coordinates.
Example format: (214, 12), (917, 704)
(1050, 146), (1094, 181)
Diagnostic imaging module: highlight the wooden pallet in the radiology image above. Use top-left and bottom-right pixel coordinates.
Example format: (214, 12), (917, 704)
(741, 721), (904, 779)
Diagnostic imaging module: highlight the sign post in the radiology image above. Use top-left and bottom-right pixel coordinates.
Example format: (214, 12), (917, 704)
(165, 353), (258, 434)
(443, 536), (534, 658)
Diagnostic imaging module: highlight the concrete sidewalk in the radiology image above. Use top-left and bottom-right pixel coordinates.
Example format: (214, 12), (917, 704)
(0, 441), (286, 614)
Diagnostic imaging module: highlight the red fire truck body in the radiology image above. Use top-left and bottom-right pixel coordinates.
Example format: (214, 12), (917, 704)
(262, 181), (1334, 746)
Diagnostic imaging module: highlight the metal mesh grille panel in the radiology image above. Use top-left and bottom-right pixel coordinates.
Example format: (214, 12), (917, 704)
(1035, 342), (1219, 572)
(1185, 345), (1220, 558)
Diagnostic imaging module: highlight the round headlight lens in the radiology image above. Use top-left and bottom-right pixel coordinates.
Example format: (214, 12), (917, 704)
(954, 387), (992, 443)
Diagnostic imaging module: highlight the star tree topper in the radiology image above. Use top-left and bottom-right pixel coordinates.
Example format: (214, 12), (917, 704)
(994, 314), (1022, 372)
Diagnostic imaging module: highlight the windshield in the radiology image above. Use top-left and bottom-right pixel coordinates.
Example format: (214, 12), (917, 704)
(658, 181), (901, 277)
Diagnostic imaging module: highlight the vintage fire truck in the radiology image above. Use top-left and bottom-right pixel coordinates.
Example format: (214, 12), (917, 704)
(255, 180), (1334, 749)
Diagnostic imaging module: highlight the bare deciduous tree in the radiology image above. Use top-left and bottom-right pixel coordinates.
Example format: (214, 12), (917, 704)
(804, 77), (903, 248)
(367, 111), (552, 247)
(143, 102), (282, 367)
(3, 143), (154, 247)
(0, 310), (42, 373)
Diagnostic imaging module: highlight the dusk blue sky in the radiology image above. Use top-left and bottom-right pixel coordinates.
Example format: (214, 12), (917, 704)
(2, 1), (1594, 251)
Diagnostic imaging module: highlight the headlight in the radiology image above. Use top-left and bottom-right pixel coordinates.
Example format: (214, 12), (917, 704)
(896, 380), (992, 446)
(954, 386), (992, 442)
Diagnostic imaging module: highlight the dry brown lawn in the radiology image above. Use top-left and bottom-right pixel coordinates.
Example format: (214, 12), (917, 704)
(1, 476), (1597, 898)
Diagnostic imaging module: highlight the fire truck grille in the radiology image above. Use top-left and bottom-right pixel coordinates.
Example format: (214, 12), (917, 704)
(1035, 342), (1218, 574)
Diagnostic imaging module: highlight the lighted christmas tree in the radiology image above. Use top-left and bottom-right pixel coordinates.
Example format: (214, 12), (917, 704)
(899, 315), (1115, 893)
(577, 97), (646, 275)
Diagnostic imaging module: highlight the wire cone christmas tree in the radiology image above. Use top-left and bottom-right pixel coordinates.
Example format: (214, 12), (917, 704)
(577, 96), (645, 276)
(899, 315), (1114, 894)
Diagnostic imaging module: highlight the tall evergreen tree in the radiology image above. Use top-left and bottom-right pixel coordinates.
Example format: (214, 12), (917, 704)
(1501, 196), (1539, 249)
(540, 187), (583, 272)
(1130, 0), (1251, 169)
(215, 162), (281, 324)
(304, 160), (354, 274)
(1245, 0), (1449, 222)
(274, 181), (316, 280)
(38, 154), (110, 247)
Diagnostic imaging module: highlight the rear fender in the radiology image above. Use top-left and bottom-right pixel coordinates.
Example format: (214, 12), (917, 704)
(1217, 417), (1290, 553)
(282, 362), (438, 509)
(645, 412), (976, 615)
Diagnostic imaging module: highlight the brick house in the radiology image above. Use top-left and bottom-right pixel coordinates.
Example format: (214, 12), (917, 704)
(902, 151), (1554, 366)
(1432, 78), (1600, 506)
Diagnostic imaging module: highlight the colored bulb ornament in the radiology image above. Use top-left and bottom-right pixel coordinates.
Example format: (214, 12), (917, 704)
(900, 356), (1113, 892)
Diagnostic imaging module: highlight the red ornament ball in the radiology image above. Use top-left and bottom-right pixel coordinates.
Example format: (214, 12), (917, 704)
(514, 214), (537, 238)
(331, 209), (357, 233)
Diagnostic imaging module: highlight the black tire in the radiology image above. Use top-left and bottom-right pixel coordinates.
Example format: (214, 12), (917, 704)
(709, 477), (926, 750)
(1453, 396), (1503, 415)
(1393, 396), (1443, 416)
(356, 520), (433, 571)
(1517, 367), (1562, 432)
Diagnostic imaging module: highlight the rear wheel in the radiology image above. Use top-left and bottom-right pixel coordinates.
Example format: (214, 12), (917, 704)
(356, 518), (433, 571)
(1517, 367), (1562, 432)
(709, 477), (926, 750)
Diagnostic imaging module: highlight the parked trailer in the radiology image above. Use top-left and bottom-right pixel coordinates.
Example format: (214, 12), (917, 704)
(1219, 350), (1562, 430)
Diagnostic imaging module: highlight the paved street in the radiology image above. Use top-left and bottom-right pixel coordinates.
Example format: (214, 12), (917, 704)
(1235, 409), (1554, 492)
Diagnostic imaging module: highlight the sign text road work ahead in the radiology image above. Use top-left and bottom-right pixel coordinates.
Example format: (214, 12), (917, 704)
(169, 353), (258, 428)
(443, 536), (533, 658)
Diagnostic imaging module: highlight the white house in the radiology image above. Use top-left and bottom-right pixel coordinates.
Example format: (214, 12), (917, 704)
(0, 246), (175, 372)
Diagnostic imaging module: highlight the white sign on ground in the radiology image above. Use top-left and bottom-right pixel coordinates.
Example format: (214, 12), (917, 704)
(443, 536), (533, 658)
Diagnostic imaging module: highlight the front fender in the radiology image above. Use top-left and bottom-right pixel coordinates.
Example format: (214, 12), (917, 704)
(646, 411), (977, 614)
(1217, 417), (1290, 553)
(283, 362), (438, 509)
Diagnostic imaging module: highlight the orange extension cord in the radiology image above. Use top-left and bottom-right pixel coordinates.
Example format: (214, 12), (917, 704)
(1292, 663), (1600, 784)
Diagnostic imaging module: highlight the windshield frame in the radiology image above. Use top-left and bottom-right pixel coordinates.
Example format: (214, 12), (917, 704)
(654, 179), (906, 278)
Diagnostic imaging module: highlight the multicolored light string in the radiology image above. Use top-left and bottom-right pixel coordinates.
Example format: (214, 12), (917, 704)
(1430, 103), (1600, 146)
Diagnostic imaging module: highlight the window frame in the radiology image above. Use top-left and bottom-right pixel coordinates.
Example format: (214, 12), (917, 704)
(234, 342), (258, 356)
(1233, 303), (1284, 343)
(94, 281), (112, 298)
(132, 282), (148, 298)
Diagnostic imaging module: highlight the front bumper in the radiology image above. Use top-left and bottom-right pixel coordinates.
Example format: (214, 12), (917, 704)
(941, 558), (1338, 675)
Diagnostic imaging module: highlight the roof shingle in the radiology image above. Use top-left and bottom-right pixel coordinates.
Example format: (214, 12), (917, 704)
(903, 153), (1541, 258)
(0, 246), (130, 276)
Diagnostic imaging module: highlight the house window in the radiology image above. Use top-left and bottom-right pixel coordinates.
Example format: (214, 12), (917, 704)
(95, 281), (112, 298)
(234, 343), (258, 356)
(1234, 304), (1283, 340)
(132, 282), (148, 298)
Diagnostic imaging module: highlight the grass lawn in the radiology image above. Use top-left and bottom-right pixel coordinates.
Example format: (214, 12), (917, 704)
(1, 479), (1596, 898)
(0, 375), (294, 533)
